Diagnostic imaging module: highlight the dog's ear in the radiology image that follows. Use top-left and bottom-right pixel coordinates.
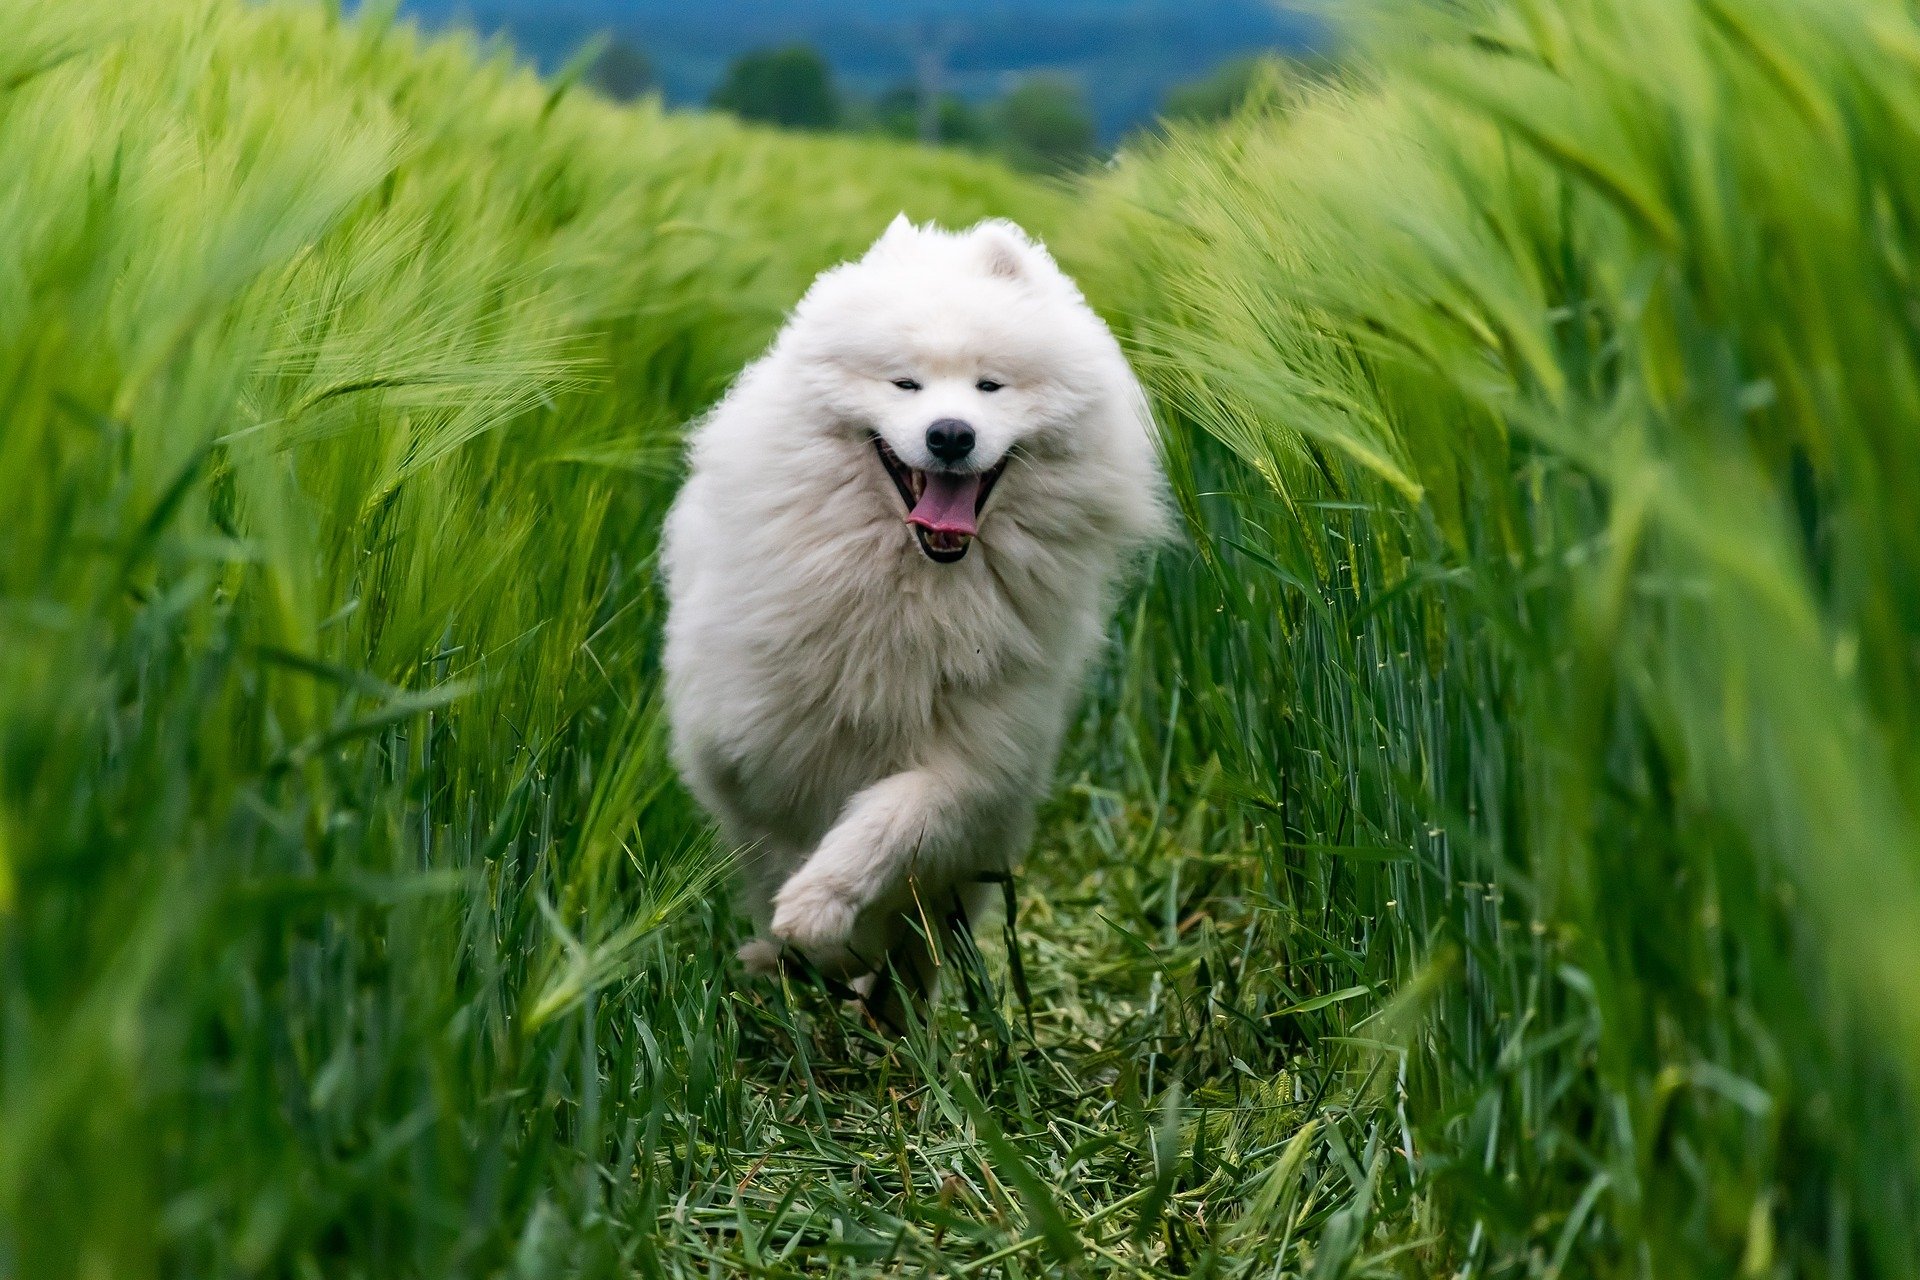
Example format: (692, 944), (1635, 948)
(870, 212), (916, 255)
(973, 220), (1044, 281)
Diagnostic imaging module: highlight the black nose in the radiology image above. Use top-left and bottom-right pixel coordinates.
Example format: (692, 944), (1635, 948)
(926, 419), (975, 462)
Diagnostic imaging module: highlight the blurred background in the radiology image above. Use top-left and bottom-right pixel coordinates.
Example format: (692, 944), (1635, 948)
(388, 0), (1324, 168)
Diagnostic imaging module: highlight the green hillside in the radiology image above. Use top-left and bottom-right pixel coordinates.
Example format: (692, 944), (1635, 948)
(4, 0), (1918, 1276)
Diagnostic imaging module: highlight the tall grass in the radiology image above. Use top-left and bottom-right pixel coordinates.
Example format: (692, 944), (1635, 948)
(0, 1), (1046, 1273)
(1072, 0), (1920, 1270)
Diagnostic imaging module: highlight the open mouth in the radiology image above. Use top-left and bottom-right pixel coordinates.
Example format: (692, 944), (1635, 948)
(872, 436), (1008, 564)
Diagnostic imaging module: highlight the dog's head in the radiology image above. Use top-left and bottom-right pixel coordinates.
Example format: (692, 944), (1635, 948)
(778, 216), (1165, 566)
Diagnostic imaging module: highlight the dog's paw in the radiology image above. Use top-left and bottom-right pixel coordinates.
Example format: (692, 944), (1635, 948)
(770, 876), (863, 975)
(736, 937), (783, 976)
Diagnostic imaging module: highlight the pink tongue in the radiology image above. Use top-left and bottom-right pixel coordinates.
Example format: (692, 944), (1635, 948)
(908, 472), (982, 537)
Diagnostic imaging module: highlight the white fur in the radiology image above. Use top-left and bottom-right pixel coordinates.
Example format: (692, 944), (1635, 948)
(661, 217), (1167, 980)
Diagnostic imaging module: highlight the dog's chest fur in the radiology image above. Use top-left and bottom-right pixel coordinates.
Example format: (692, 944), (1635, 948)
(678, 510), (1069, 844)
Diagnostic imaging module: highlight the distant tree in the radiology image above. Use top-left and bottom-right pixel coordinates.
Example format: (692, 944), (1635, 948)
(587, 38), (654, 102)
(870, 84), (919, 137)
(937, 96), (988, 147)
(1161, 56), (1264, 124)
(709, 45), (840, 131)
(871, 83), (987, 148)
(993, 76), (1097, 173)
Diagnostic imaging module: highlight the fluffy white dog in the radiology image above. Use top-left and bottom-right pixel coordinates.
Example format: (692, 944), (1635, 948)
(661, 216), (1165, 990)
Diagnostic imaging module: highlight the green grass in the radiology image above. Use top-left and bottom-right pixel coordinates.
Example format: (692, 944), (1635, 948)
(4, 0), (1919, 1275)
(1067, 0), (1920, 1270)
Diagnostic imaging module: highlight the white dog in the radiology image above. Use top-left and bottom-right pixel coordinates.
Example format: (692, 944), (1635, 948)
(661, 216), (1166, 990)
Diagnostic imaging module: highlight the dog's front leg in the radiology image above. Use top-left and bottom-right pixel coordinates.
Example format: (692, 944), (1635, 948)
(769, 766), (980, 975)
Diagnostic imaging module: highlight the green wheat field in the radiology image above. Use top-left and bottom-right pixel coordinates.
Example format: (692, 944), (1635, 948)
(5, 0), (1919, 1274)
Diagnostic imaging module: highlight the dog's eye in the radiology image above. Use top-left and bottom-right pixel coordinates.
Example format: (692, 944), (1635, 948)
(891, 378), (922, 392)
(976, 379), (1003, 393)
